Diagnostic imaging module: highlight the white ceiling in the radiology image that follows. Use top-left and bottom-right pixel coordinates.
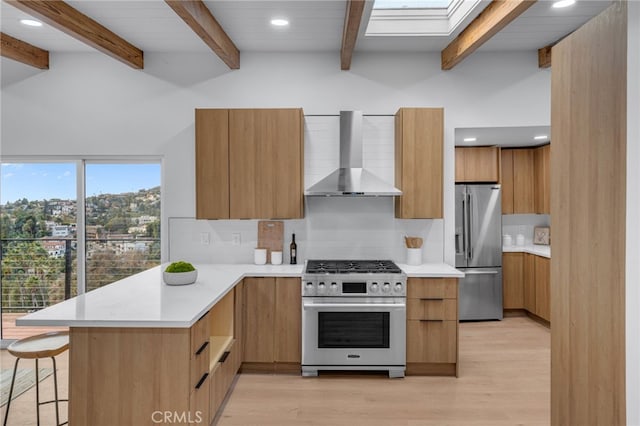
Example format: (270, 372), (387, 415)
(0, 0), (613, 55)
(455, 126), (551, 147)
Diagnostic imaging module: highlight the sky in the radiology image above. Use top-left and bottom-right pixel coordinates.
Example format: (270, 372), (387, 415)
(0, 163), (161, 204)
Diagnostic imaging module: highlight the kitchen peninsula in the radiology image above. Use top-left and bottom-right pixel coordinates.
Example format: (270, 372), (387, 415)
(17, 263), (462, 426)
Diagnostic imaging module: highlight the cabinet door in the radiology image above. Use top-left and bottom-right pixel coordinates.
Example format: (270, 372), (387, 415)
(461, 147), (500, 183)
(229, 109), (303, 219)
(189, 371), (210, 426)
(195, 109), (229, 219)
(234, 281), (244, 362)
(274, 277), (301, 363)
(501, 149), (514, 214)
(523, 253), (536, 313)
(406, 320), (457, 363)
(243, 277), (276, 362)
(512, 149), (535, 213)
(502, 253), (524, 309)
(535, 256), (550, 321)
(455, 147), (466, 182)
(395, 108), (443, 219)
(534, 144), (550, 214)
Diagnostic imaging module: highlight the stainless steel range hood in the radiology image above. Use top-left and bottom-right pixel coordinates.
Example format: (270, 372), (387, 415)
(304, 111), (402, 197)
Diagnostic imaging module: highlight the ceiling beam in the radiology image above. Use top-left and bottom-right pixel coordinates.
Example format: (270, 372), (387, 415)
(165, 0), (239, 69)
(341, 0), (365, 70)
(441, 0), (537, 70)
(1, 32), (49, 69)
(538, 44), (552, 68)
(4, 0), (143, 69)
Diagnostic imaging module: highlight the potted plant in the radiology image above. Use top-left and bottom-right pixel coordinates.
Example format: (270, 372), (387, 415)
(163, 261), (197, 286)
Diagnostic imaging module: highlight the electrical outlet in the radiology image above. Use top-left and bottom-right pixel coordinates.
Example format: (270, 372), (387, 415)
(232, 233), (241, 246)
(200, 232), (210, 245)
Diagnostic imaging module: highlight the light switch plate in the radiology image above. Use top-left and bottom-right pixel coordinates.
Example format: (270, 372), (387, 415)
(232, 233), (241, 246)
(200, 232), (210, 245)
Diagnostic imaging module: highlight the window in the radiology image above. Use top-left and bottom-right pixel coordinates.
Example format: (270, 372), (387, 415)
(0, 160), (161, 341)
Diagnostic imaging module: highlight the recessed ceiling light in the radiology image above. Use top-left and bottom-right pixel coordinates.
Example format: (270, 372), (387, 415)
(463, 137), (477, 142)
(20, 19), (43, 27)
(534, 135), (548, 140)
(270, 18), (289, 27)
(552, 0), (576, 9)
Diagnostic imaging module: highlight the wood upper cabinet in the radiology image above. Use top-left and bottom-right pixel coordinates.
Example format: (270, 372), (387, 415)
(534, 255), (550, 321)
(229, 109), (303, 219)
(534, 144), (550, 214)
(502, 145), (550, 214)
(395, 108), (443, 219)
(195, 108), (304, 220)
(455, 146), (500, 183)
(243, 277), (301, 365)
(503, 252), (524, 309)
(196, 109), (229, 219)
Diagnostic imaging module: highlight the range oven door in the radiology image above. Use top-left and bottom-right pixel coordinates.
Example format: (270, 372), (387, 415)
(302, 297), (406, 367)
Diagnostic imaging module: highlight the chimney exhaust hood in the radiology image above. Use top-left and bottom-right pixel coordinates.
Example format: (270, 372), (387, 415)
(304, 111), (402, 197)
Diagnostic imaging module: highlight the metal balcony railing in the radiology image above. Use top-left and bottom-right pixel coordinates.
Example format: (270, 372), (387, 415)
(0, 237), (160, 313)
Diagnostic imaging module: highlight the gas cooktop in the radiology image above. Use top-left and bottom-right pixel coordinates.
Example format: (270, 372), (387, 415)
(305, 260), (402, 275)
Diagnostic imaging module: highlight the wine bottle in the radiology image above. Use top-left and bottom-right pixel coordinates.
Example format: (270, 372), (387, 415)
(290, 233), (297, 265)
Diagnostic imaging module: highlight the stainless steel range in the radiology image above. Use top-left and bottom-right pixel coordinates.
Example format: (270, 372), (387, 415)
(301, 260), (407, 378)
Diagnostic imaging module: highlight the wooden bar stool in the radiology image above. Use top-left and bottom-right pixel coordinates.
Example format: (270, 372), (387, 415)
(3, 331), (69, 426)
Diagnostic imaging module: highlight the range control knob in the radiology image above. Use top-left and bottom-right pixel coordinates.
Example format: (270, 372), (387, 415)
(382, 282), (391, 293)
(371, 283), (379, 293)
(306, 282), (313, 288)
(318, 282), (326, 289)
(395, 283), (403, 292)
(331, 282), (338, 289)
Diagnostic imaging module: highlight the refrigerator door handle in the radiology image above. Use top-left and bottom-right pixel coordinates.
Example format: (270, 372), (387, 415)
(467, 192), (473, 260)
(463, 270), (499, 275)
(457, 197), (466, 256)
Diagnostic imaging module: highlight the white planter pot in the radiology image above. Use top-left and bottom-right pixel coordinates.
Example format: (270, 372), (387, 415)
(163, 270), (197, 286)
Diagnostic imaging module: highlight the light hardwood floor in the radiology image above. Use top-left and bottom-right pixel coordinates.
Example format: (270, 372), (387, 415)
(218, 317), (550, 426)
(0, 317), (549, 426)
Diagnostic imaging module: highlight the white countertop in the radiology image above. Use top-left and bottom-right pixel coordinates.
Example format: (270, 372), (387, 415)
(16, 262), (462, 328)
(503, 244), (551, 258)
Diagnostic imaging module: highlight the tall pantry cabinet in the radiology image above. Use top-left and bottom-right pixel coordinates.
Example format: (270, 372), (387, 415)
(195, 108), (304, 220)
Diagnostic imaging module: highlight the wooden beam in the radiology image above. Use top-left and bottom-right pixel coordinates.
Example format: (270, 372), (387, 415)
(1, 32), (49, 69)
(538, 44), (552, 68)
(165, 0), (240, 69)
(5, 0), (143, 69)
(441, 0), (537, 70)
(340, 0), (365, 70)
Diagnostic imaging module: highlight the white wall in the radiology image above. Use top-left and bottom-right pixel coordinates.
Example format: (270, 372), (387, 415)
(0, 50), (551, 264)
(627, 2), (640, 424)
(502, 214), (550, 245)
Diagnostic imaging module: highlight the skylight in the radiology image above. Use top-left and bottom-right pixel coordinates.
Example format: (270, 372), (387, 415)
(373, 0), (455, 10)
(366, 0), (482, 37)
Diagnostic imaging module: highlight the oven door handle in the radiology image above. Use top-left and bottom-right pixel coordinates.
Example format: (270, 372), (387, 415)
(303, 302), (406, 309)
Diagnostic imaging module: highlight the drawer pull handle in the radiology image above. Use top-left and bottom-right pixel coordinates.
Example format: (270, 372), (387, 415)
(195, 341), (209, 356)
(420, 319), (444, 322)
(195, 373), (209, 390)
(197, 311), (208, 322)
(219, 351), (230, 363)
(420, 298), (444, 301)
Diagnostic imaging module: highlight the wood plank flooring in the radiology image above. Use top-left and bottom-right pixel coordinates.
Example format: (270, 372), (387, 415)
(0, 317), (549, 425)
(218, 317), (550, 426)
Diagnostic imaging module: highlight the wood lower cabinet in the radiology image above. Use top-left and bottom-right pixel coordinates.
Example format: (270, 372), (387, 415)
(195, 108), (304, 220)
(455, 146), (500, 183)
(395, 108), (443, 219)
(506, 252), (550, 324)
(534, 256), (550, 321)
(406, 278), (458, 376)
(242, 277), (301, 372)
(503, 252), (524, 308)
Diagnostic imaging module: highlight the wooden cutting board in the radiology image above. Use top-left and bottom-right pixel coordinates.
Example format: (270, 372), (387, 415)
(257, 221), (284, 263)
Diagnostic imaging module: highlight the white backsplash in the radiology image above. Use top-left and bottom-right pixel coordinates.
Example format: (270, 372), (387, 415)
(502, 214), (550, 245)
(170, 115), (444, 265)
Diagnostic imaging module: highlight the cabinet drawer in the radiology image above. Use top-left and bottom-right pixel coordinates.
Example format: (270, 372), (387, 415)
(407, 278), (457, 300)
(191, 310), (211, 356)
(406, 320), (457, 363)
(189, 366), (210, 426)
(190, 342), (210, 392)
(407, 298), (457, 320)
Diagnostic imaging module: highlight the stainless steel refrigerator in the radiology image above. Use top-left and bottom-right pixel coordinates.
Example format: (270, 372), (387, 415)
(455, 184), (503, 320)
